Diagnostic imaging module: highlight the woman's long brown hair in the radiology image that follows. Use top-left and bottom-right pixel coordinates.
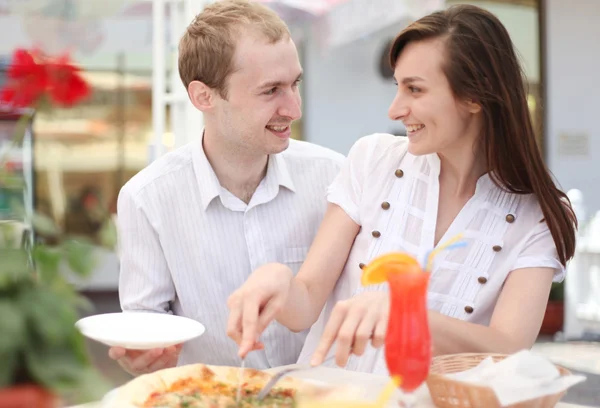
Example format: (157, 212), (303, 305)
(389, 4), (577, 266)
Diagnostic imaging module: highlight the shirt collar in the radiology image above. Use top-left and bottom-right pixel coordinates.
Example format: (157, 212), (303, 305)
(192, 131), (296, 211)
(268, 149), (296, 193)
(192, 133), (222, 210)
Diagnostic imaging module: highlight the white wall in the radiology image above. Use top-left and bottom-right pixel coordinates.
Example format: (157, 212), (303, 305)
(302, 23), (404, 154)
(545, 0), (600, 214)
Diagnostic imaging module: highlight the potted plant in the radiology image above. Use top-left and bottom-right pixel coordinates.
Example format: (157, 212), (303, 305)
(0, 48), (114, 407)
(540, 281), (565, 336)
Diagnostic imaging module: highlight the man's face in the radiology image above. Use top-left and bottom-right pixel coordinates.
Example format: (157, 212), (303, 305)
(212, 30), (303, 156)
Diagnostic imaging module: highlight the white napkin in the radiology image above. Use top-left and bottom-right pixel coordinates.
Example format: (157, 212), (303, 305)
(445, 350), (586, 406)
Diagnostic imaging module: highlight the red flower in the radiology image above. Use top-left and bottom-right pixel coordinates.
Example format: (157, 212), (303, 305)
(46, 54), (91, 107)
(0, 48), (91, 109)
(0, 48), (48, 108)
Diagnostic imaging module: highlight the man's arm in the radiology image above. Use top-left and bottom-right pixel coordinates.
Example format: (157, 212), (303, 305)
(109, 185), (180, 376)
(117, 185), (175, 313)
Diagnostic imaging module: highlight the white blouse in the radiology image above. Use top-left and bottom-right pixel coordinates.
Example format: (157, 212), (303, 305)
(297, 133), (564, 374)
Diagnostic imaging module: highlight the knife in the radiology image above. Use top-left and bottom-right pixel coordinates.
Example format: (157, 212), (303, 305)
(236, 357), (245, 405)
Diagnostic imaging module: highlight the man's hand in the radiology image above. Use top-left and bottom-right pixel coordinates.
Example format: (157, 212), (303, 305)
(108, 344), (182, 376)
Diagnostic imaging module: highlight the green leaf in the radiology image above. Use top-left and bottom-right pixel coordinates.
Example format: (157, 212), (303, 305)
(0, 300), (26, 387)
(0, 248), (31, 289)
(97, 218), (117, 249)
(32, 245), (62, 283)
(0, 352), (18, 387)
(11, 111), (33, 147)
(0, 300), (26, 356)
(62, 240), (97, 277)
(24, 338), (109, 402)
(59, 366), (111, 404)
(0, 170), (25, 189)
(31, 212), (60, 237)
(20, 286), (78, 345)
(25, 346), (85, 389)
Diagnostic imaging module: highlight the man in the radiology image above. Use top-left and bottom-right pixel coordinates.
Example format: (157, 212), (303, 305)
(108, 0), (344, 376)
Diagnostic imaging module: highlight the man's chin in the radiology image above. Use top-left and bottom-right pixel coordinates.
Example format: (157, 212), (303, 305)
(269, 138), (290, 155)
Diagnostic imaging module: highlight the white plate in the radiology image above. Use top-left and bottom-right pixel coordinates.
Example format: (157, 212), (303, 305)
(75, 312), (206, 349)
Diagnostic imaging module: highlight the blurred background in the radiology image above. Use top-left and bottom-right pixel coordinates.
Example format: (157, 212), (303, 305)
(0, 0), (599, 405)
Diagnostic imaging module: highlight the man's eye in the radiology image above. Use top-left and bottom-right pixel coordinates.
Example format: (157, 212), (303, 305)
(265, 87), (277, 95)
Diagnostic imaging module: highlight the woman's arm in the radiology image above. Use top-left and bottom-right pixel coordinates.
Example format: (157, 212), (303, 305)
(277, 203), (360, 331)
(227, 203), (360, 357)
(429, 266), (555, 355)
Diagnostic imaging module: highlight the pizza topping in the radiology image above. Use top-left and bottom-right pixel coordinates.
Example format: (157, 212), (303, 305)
(143, 380), (297, 408)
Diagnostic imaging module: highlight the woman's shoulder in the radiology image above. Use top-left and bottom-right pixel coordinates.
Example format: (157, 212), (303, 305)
(348, 133), (410, 166)
(351, 133), (409, 153)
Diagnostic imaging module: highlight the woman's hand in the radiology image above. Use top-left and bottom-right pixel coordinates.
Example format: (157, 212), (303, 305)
(310, 291), (390, 367)
(227, 263), (294, 358)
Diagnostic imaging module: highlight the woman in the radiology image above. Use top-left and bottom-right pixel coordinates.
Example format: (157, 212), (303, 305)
(226, 4), (577, 374)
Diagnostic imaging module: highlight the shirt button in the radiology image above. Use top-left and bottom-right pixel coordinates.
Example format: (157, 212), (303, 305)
(492, 245), (502, 252)
(506, 214), (516, 223)
(381, 201), (390, 210)
(464, 306), (474, 314)
(394, 169), (404, 178)
(478, 276), (488, 284)
(359, 263), (365, 269)
(372, 230), (381, 238)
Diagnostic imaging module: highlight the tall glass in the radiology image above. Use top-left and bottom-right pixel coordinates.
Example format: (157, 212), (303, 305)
(385, 267), (431, 407)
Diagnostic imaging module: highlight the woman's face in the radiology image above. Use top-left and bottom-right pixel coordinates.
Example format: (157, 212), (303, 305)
(388, 37), (481, 157)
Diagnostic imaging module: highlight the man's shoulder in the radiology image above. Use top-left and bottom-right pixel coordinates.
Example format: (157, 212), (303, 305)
(282, 139), (345, 167)
(120, 143), (195, 199)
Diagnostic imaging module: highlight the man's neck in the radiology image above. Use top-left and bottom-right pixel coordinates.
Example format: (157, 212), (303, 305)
(202, 130), (268, 204)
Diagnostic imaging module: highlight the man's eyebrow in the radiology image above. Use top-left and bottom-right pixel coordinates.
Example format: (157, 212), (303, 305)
(257, 72), (303, 89)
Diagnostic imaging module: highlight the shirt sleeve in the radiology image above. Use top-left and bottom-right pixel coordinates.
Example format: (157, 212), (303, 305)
(511, 220), (565, 282)
(326, 135), (380, 224)
(117, 185), (175, 313)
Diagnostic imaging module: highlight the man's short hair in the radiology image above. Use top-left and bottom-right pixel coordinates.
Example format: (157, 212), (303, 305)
(178, 0), (291, 99)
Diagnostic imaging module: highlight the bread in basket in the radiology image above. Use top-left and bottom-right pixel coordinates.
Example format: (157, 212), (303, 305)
(426, 353), (572, 408)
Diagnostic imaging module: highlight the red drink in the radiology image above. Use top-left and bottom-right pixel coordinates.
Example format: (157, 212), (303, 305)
(385, 269), (431, 393)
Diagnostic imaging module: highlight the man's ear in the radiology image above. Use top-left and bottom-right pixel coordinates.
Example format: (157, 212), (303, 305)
(188, 80), (215, 112)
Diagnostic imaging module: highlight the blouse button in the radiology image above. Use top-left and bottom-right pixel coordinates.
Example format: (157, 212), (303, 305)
(372, 230), (381, 238)
(394, 169), (404, 178)
(464, 306), (474, 314)
(492, 245), (502, 252)
(381, 201), (391, 210)
(359, 263), (366, 269)
(478, 276), (488, 284)
(506, 214), (516, 223)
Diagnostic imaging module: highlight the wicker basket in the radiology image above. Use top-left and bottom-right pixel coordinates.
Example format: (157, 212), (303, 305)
(426, 353), (571, 408)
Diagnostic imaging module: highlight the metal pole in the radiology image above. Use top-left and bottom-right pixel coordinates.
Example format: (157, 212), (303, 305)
(151, 0), (166, 163)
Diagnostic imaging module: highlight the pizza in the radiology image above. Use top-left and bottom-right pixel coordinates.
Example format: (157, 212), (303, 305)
(111, 363), (351, 408)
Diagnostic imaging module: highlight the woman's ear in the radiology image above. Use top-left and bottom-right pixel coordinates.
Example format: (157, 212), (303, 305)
(188, 80), (214, 112)
(465, 98), (482, 114)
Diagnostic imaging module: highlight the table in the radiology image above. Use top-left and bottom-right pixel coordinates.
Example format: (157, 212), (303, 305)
(70, 364), (595, 408)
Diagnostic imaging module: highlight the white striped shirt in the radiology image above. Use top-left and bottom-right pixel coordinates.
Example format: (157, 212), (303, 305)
(117, 137), (344, 369)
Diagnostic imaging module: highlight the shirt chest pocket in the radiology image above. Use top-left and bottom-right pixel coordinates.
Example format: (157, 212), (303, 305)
(272, 246), (309, 275)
